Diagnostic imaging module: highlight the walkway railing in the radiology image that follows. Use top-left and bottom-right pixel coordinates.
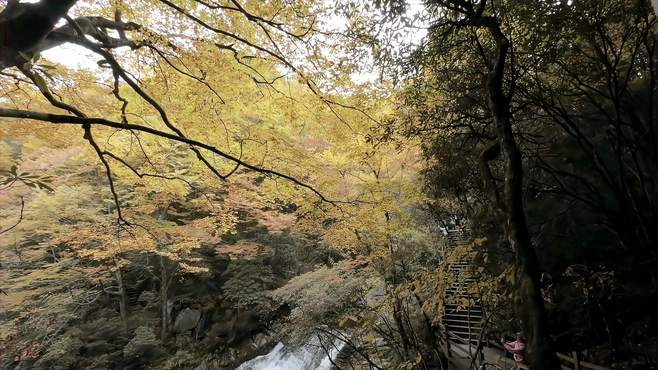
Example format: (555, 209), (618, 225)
(440, 227), (610, 370)
(555, 352), (610, 370)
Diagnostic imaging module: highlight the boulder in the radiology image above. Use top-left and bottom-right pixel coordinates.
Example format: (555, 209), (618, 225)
(173, 308), (201, 333)
(251, 333), (270, 350)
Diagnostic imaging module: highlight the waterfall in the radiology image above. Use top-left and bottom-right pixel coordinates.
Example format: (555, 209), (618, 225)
(237, 338), (345, 370)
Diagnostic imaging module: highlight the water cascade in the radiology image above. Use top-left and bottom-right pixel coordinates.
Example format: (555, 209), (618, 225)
(237, 338), (345, 370)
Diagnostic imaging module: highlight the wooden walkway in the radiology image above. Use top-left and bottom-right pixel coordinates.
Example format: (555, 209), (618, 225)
(440, 229), (610, 370)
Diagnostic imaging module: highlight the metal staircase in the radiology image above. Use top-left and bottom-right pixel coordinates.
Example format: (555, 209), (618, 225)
(439, 228), (612, 370)
(441, 229), (484, 345)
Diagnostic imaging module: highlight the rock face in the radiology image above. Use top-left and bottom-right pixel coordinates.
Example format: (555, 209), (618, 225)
(173, 308), (201, 333)
(250, 333), (270, 350)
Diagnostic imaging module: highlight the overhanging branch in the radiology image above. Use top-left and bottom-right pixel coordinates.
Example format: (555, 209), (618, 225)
(0, 196), (24, 235)
(0, 107), (334, 203)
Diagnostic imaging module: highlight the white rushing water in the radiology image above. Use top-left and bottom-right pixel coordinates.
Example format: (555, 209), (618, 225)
(237, 339), (345, 370)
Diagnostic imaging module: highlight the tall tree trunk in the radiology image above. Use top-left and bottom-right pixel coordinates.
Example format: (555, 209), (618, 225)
(0, 0), (78, 69)
(483, 19), (561, 370)
(159, 255), (171, 343)
(392, 294), (412, 360)
(114, 265), (128, 332)
(384, 210), (413, 362)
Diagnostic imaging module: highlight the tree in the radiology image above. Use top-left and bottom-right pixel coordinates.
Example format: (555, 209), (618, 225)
(59, 185), (238, 341)
(377, 0), (656, 365)
(518, 1), (658, 355)
(395, 1), (560, 367)
(0, 0), (340, 229)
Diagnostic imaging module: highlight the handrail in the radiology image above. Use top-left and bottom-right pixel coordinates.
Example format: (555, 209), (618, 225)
(441, 230), (610, 370)
(556, 352), (610, 370)
(443, 332), (611, 370)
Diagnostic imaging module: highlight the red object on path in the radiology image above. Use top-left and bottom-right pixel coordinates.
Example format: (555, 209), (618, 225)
(504, 339), (526, 363)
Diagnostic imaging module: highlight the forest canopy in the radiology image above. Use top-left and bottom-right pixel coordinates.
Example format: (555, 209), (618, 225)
(0, 1), (656, 370)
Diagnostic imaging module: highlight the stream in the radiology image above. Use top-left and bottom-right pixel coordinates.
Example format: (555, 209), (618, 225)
(236, 339), (345, 370)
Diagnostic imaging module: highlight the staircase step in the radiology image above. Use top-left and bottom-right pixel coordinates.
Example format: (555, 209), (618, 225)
(444, 303), (482, 309)
(444, 305), (482, 310)
(446, 284), (472, 288)
(446, 284), (473, 289)
(446, 282), (476, 287)
(443, 314), (481, 321)
(443, 319), (483, 326)
(447, 334), (481, 342)
(445, 290), (476, 295)
(445, 294), (475, 300)
(447, 333), (481, 344)
(444, 301), (482, 306)
(444, 310), (483, 317)
(444, 324), (483, 331)
(444, 301), (480, 306)
(444, 314), (483, 321)
(446, 327), (482, 334)
(444, 325), (483, 332)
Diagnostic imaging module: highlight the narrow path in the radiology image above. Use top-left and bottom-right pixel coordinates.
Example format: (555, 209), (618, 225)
(440, 228), (526, 370)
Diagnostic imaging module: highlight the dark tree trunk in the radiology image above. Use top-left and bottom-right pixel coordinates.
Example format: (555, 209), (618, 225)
(483, 20), (561, 370)
(115, 267), (129, 332)
(392, 295), (412, 360)
(159, 255), (171, 343)
(0, 0), (78, 69)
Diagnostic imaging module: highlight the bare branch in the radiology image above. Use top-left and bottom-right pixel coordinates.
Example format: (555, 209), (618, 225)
(0, 196), (24, 235)
(83, 125), (128, 225)
(102, 150), (194, 188)
(0, 107), (334, 203)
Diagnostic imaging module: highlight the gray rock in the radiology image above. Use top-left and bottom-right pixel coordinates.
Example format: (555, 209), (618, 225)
(173, 308), (201, 333)
(251, 333), (270, 350)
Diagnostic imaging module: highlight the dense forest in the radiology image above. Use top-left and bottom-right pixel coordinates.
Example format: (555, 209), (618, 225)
(0, 0), (656, 369)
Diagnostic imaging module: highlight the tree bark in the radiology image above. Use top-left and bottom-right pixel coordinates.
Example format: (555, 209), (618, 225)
(0, 0), (78, 69)
(482, 17), (561, 370)
(114, 266), (129, 332)
(159, 255), (171, 343)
